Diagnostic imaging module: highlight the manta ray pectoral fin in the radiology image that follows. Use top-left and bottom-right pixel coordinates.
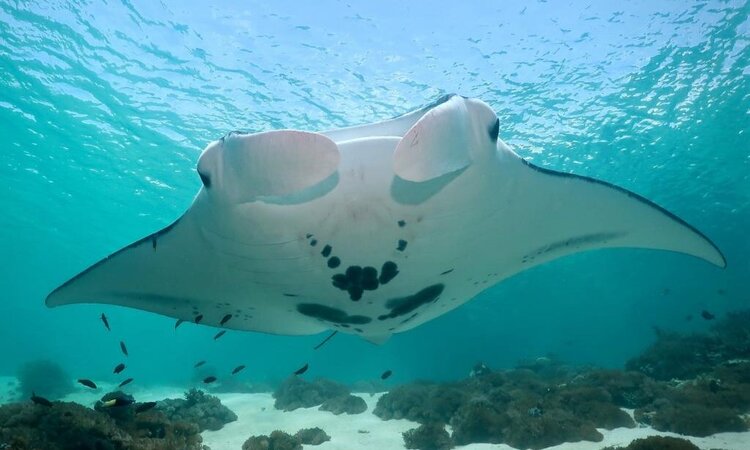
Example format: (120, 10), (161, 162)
(45, 214), (327, 336)
(393, 96), (497, 182)
(198, 130), (340, 203)
(503, 144), (726, 268)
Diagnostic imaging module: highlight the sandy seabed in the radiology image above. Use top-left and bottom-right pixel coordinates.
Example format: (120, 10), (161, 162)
(1, 378), (747, 450)
(196, 392), (749, 450)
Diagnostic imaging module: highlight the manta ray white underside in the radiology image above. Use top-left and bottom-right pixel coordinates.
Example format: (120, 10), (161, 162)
(46, 95), (726, 343)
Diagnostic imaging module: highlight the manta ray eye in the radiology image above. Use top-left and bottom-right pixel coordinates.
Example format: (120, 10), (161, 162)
(488, 118), (500, 141)
(198, 171), (211, 188)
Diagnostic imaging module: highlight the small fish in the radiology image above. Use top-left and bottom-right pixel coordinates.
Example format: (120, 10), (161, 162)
(313, 330), (338, 350)
(175, 319), (184, 329)
(135, 401), (157, 413)
(194, 360), (206, 368)
(213, 330), (226, 340)
(113, 363), (126, 374)
(220, 314), (232, 326)
(195, 314), (203, 324)
(100, 313), (111, 331)
(294, 363), (309, 376)
(120, 341), (129, 356)
(232, 365), (246, 375)
(31, 392), (53, 407)
(203, 376), (217, 384)
(381, 370), (392, 380)
(119, 377), (134, 388)
(701, 310), (715, 320)
(77, 379), (97, 389)
(102, 397), (134, 408)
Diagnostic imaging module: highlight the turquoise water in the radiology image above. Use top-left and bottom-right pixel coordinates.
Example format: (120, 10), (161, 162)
(0, 0), (748, 388)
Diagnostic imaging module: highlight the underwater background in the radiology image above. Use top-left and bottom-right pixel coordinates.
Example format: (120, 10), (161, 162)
(0, 0), (748, 390)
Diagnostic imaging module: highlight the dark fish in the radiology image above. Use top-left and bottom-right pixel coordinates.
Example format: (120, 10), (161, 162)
(113, 363), (126, 374)
(102, 397), (134, 408)
(220, 314), (232, 326)
(175, 319), (185, 329)
(313, 330), (338, 350)
(119, 377), (134, 388)
(135, 401), (157, 413)
(194, 360), (206, 368)
(100, 313), (110, 331)
(77, 379), (97, 389)
(120, 341), (129, 356)
(31, 392), (53, 407)
(701, 310), (715, 320)
(381, 370), (393, 380)
(294, 363), (309, 375)
(203, 376), (217, 384)
(213, 330), (226, 340)
(232, 365), (246, 375)
(195, 314), (204, 324)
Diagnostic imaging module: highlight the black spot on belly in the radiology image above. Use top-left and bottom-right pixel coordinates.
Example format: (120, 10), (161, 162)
(195, 314), (204, 324)
(397, 240), (407, 251)
(297, 303), (372, 325)
(348, 285), (364, 301)
(378, 284), (444, 320)
(332, 274), (348, 290)
(310, 239), (317, 246)
(152, 236), (157, 250)
(321, 245), (332, 257)
(283, 293), (299, 297)
(362, 266), (379, 290)
(220, 314), (232, 326)
(346, 266), (363, 283)
(397, 220), (406, 227)
(379, 261), (399, 284)
(440, 269), (454, 275)
(306, 233), (313, 239)
(199, 172), (211, 188)
(332, 265), (380, 300)
(327, 256), (341, 268)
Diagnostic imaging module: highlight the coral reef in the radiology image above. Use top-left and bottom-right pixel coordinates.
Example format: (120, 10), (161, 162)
(374, 309), (750, 446)
(242, 430), (301, 450)
(373, 382), (468, 423)
(626, 310), (750, 381)
(601, 435), (700, 450)
(0, 398), (204, 450)
(294, 427), (330, 445)
(570, 369), (664, 408)
(632, 361), (750, 436)
(272, 376), (349, 411)
(157, 388), (237, 432)
(318, 394), (367, 415)
(376, 369), (633, 449)
(402, 422), (453, 450)
(16, 359), (74, 400)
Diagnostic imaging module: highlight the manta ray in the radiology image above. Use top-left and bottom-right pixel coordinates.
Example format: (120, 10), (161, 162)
(46, 95), (725, 344)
